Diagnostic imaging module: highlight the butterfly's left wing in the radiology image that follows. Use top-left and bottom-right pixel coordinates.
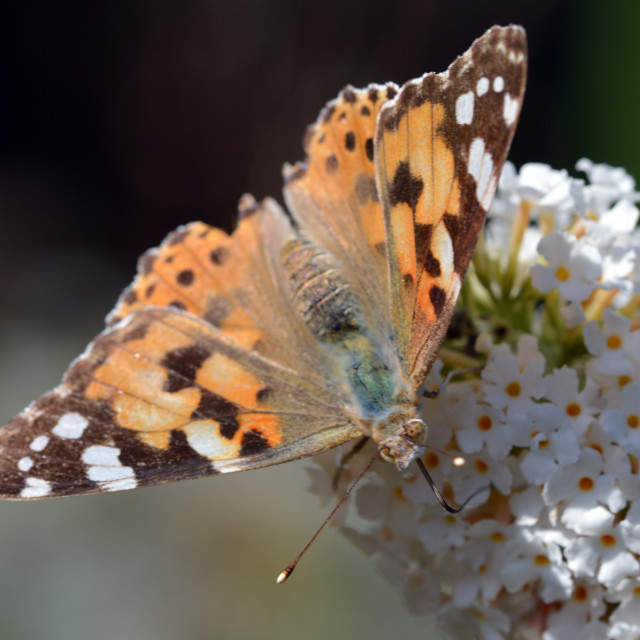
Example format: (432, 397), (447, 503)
(0, 199), (362, 499)
(376, 25), (527, 385)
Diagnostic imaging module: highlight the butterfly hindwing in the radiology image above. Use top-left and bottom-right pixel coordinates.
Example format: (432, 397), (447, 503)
(283, 82), (401, 337)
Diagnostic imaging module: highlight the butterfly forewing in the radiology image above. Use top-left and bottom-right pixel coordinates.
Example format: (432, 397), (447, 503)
(375, 25), (527, 384)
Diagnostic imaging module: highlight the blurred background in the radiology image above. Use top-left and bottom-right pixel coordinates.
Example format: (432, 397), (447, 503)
(0, 1), (638, 638)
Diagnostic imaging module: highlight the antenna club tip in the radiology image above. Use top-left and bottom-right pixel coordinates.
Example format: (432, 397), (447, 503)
(276, 565), (295, 584)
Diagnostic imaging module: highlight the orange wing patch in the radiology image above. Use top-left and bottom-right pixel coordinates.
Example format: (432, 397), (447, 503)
(84, 311), (282, 457)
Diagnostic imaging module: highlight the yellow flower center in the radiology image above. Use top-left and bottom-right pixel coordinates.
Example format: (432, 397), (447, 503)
(619, 375), (632, 388)
(607, 335), (622, 350)
(628, 415), (640, 429)
(578, 477), (594, 491)
(566, 403), (581, 417)
(424, 452), (440, 469)
(478, 415), (493, 431)
(555, 265), (570, 281)
(506, 381), (521, 397)
(394, 487), (406, 502)
(574, 586), (588, 601)
(600, 534), (616, 547)
(534, 554), (550, 566)
(474, 460), (489, 474)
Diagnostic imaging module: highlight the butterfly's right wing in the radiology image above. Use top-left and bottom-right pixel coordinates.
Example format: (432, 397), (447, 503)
(283, 83), (401, 340)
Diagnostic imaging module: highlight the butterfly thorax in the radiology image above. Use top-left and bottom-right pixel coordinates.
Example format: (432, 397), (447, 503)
(282, 237), (421, 468)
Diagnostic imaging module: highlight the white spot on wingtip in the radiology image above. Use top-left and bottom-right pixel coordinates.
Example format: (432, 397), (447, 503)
(29, 435), (50, 452)
(468, 137), (495, 204)
(87, 465), (135, 483)
(52, 413), (89, 439)
(503, 93), (519, 125)
(82, 445), (121, 466)
(476, 77), (489, 96)
(455, 91), (474, 125)
(18, 457), (33, 472)
(493, 76), (504, 93)
(82, 444), (136, 490)
(20, 477), (51, 498)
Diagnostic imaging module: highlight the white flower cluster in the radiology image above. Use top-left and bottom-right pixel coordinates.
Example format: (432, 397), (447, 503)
(307, 160), (640, 639)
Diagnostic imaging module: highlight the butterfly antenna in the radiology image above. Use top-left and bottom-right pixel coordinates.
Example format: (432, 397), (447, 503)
(276, 448), (379, 584)
(415, 457), (490, 514)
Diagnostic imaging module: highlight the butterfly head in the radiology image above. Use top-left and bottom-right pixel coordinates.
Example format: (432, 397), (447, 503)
(378, 418), (426, 470)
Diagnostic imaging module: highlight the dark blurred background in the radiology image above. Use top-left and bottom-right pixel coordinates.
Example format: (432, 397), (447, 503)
(0, 2), (638, 639)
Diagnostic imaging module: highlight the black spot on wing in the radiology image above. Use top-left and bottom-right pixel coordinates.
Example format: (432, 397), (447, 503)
(342, 87), (357, 103)
(365, 137), (374, 162)
(415, 224), (441, 277)
(325, 154), (339, 173)
(345, 131), (355, 151)
(124, 289), (138, 305)
(389, 161), (423, 211)
(429, 285), (446, 316)
(162, 344), (212, 392)
(210, 246), (230, 265)
(177, 269), (195, 286)
(240, 429), (270, 456)
(194, 390), (240, 440)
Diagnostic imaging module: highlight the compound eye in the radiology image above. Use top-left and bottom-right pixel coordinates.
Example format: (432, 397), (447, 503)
(404, 419), (424, 440)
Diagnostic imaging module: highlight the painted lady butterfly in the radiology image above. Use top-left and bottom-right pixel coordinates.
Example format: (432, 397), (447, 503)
(0, 26), (526, 504)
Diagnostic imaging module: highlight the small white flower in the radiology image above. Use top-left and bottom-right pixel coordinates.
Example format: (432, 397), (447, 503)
(577, 158), (639, 214)
(542, 582), (608, 640)
(417, 513), (468, 554)
(452, 521), (513, 605)
(501, 528), (573, 602)
(565, 507), (640, 587)
(544, 367), (601, 437)
(600, 383), (640, 457)
(519, 403), (580, 485)
(482, 337), (546, 416)
(453, 394), (511, 460)
(583, 309), (640, 377)
(531, 231), (602, 302)
(452, 448), (512, 500)
(542, 448), (625, 528)
(609, 578), (640, 627)
(495, 161), (586, 227)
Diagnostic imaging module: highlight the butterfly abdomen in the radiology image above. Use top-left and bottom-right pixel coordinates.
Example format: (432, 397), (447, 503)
(282, 238), (409, 420)
(282, 238), (363, 342)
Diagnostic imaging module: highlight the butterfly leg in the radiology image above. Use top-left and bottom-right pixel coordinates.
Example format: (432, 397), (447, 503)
(422, 366), (483, 399)
(332, 436), (370, 490)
